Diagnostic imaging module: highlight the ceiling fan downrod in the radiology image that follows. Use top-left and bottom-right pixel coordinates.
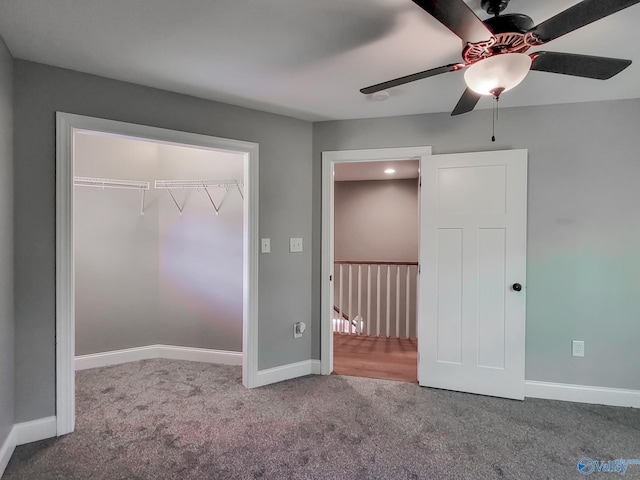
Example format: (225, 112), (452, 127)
(481, 0), (510, 16)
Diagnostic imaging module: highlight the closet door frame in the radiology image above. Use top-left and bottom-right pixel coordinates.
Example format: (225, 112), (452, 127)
(55, 112), (260, 436)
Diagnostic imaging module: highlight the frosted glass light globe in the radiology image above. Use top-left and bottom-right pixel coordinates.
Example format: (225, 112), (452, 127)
(464, 53), (532, 96)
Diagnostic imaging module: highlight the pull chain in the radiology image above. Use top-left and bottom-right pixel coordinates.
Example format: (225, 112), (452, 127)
(491, 94), (499, 142)
(489, 87), (504, 143)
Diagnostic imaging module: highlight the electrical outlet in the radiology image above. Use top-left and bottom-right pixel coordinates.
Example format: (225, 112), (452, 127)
(293, 321), (306, 339)
(261, 238), (270, 253)
(572, 340), (585, 357)
(290, 237), (303, 253)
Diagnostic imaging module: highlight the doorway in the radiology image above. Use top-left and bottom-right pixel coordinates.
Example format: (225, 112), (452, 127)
(56, 113), (259, 436)
(322, 147), (528, 400)
(331, 159), (421, 382)
(320, 146), (432, 380)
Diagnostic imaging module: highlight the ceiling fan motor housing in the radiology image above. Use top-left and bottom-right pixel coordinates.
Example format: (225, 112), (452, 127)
(484, 14), (534, 34)
(462, 14), (541, 64)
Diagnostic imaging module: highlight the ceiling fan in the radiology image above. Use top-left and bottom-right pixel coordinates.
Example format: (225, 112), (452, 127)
(360, 0), (640, 115)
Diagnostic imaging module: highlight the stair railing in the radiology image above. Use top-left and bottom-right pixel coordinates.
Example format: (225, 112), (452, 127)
(333, 261), (418, 339)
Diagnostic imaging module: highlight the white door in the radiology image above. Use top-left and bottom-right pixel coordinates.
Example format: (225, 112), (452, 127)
(418, 149), (527, 400)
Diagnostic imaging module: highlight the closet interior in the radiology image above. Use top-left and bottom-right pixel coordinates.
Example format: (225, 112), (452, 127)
(73, 131), (245, 359)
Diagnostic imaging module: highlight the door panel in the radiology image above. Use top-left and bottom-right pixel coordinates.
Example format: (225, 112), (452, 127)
(436, 228), (463, 364)
(418, 150), (527, 400)
(477, 228), (507, 369)
(437, 165), (507, 215)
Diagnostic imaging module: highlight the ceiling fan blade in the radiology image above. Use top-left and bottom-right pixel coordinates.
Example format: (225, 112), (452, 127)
(531, 51), (632, 79)
(360, 63), (462, 95)
(531, 0), (640, 43)
(411, 0), (493, 44)
(451, 88), (481, 116)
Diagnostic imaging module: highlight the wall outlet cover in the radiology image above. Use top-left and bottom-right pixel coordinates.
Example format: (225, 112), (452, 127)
(572, 340), (585, 357)
(290, 237), (303, 253)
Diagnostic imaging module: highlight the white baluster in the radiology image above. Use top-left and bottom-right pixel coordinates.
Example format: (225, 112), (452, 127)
(367, 265), (371, 336)
(405, 265), (411, 339)
(339, 264), (343, 334)
(347, 264), (353, 335)
(376, 265), (381, 337)
(395, 265), (400, 338)
(416, 267), (420, 340)
(386, 265), (391, 338)
(357, 264), (362, 335)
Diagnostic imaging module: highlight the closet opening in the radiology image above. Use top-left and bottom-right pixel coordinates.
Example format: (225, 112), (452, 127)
(74, 130), (245, 362)
(56, 113), (259, 436)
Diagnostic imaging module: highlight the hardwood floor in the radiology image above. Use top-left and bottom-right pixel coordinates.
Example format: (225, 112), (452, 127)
(332, 333), (417, 383)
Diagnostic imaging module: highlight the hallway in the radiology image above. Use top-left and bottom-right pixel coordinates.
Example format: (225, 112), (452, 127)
(332, 333), (417, 383)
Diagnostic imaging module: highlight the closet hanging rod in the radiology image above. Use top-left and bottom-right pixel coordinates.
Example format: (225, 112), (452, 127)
(74, 176), (150, 190)
(154, 180), (242, 190)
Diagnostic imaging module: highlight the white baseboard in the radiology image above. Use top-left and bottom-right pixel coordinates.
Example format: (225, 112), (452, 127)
(0, 416), (58, 476)
(525, 381), (640, 408)
(157, 345), (243, 365)
(255, 360), (321, 388)
(0, 427), (16, 478)
(75, 345), (242, 371)
(14, 416), (57, 446)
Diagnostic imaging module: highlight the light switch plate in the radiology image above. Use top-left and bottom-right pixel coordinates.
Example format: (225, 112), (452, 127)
(261, 238), (270, 253)
(572, 340), (585, 357)
(290, 238), (303, 253)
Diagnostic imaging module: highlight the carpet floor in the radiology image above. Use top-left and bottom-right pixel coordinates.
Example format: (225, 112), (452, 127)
(4, 359), (640, 479)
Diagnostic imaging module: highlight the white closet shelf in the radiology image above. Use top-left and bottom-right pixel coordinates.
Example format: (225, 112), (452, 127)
(74, 176), (150, 190)
(154, 180), (242, 189)
(73, 177), (242, 216)
(74, 176), (149, 215)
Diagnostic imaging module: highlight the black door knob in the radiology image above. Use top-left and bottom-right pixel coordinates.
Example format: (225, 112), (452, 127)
(512, 283), (522, 292)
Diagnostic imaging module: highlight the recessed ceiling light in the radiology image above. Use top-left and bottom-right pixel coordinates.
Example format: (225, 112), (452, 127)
(384, 168), (396, 174)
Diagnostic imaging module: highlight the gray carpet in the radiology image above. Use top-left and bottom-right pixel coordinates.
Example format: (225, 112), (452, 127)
(4, 359), (640, 479)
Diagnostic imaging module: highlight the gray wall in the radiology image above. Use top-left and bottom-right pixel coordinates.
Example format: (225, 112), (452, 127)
(334, 179), (418, 262)
(0, 36), (14, 447)
(74, 133), (245, 355)
(313, 99), (640, 390)
(14, 60), (313, 422)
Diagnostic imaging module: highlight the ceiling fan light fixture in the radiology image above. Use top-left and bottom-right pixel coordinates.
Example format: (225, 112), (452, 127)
(464, 53), (532, 96)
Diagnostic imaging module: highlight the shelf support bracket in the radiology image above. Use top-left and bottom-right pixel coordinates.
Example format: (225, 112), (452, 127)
(140, 189), (146, 216)
(203, 186), (226, 215)
(166, 189), (184, 215)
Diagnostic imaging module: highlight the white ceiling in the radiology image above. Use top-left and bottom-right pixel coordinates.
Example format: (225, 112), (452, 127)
(1, 0), (639, 121)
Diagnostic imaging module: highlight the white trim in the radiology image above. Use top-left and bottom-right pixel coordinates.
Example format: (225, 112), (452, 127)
(56, 113), (75, 436)
(56, 112), (260, 437)
(155, 345), (243, 365)
(75, 345), (158, 370)
(255, 360), (322, 388)
(320, 147), (432, 375)
(14, 417), (57, 446)
(0, 427), (16, 478)
(525, 381), (640, 408)
(75, 345), (242, 370)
